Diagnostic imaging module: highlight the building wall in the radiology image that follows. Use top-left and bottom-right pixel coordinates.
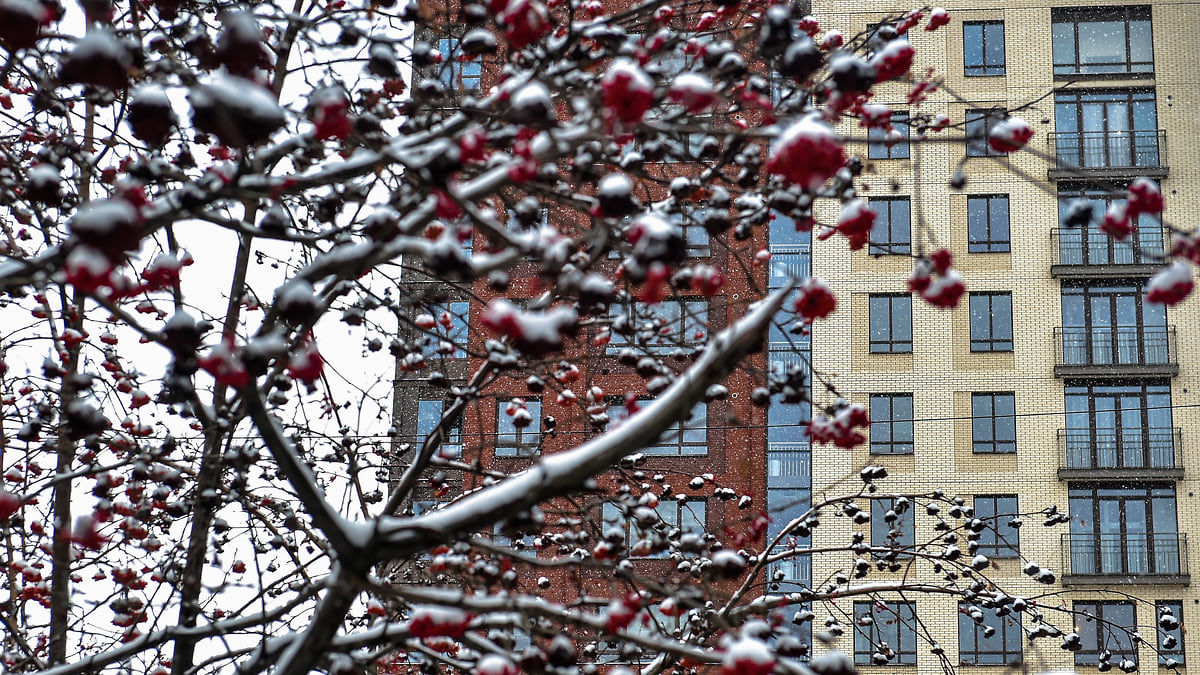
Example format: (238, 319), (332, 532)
(810, 1), (1200, 671)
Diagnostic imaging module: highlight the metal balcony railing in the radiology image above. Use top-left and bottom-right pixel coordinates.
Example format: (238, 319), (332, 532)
(1058, 428), (1181, 472)
(1054, 326), (1176, 371)
(768, 442), (811, 485)
(770, 249), (811, 288)
(1052, 226), (1167, 268)
(1063, 532), (1187, 579)
(1049, 129), (1166, 173)
(768, 549), (812, 588)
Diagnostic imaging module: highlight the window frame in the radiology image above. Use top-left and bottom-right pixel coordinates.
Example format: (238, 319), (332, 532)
(967, 194), (1011, 253)
(1074, 601), (1138, 667)
(867, 197), (912, 255)
(868, 294), (913, 354)
(958, 603), (1022, 666)
(607, 298), (709, 356)
(495, 398), (542, 457)
(436, 36), (483, 91)
(963, 20), (1006, 76)
(421, 301), (470, 359)
(870, 497), (915, 552)
(603, 499), (707, 559)
(867, 112), (910, 160)
(869, 393), (914, 456)
(973, 495), (1020, 558)
(971, 392), (1016, 454)
(966, 108), (1008, 157)
(969, 292), (1014, 352)
(1068, 484), (1180, 577)
(1051, 6), (1154, 77)
(416, 399), (464, 458)
(853, 601), (917, 666)
(1157, 601), (1185, 666)
(606, 399), (709, 456)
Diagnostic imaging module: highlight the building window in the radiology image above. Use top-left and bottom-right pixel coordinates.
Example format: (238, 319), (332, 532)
(963, 21), (1005, 76)
(421, 301), (469, 358)
(1052, 6), (1153, 76)
(868, 113), (910, 160)
(853, 601), (917, 666)
(1157, 601), (1185, 667)
(1056, 185), (1166, 266)
(868, 198), (911, 255)
(1068, 485), (1180, 577)
(1064, 381), (1174, 471)
(416, 399), (463, 458)
(1074, 602), (1138, 667)
(974, 495), (1020, 558)
(768, 487), (812, 542)
(959, 604), (1022, 665)
(607, 400), (708, 456)
(966, 109), (1007, 157)
(868, 295), (912, 354)
(496, 398), (541, 457)
(967, 195), (1010, 253)
(1054, 90), (1159, 169)
(437, 37), (482, 91)
(608, 299), (709, 355)
(603, 499), (706, 558)
(969, 292), (1013, 352)
(971, 393), (1016, 454)
(870, 394), (914, 455)
(1061, 281), (1168, 367)
(870, 497), (915, 551)
(674, 211), (712, 257)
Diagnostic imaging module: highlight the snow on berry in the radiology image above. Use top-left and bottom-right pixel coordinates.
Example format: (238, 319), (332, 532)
(668, 73), (717, 113)
(925, 7), (950, 31)
(476, 655), (520, 675)
(197, 339), (249, 389)
(481, 299), (579, 356)
(870, 39), (915, 82)
(287, 342), (324, 384)
(920, 268), (965, 309)
(308, 87), (353, 141)
(602, 59), (655, 126)
(604, 593), (643, 633)
(190, 76), (287, 148)
(794, 277), (836, 321)
(721, 636), (775, 675)
(1147, 261), (1194, 306)
(497, 0), (552, 49)
(141, 254), (184, 290)
(833, 198), (875, 250)
(820, 30), (844, 50)
(59, 29), (131, 90)
(510, 80), (555, 126)
(1127, 177), (1164, 218)
(1100, 203), (1134, 240)
(126, 86), (177, 145)
(596, 173), (637, 218)
(69, 198), (143, 262)
(406, 605), (473, 638)
(987, 116), (1033, 153)
(0, 0), (52, 52)
(766, 115), (845, 191)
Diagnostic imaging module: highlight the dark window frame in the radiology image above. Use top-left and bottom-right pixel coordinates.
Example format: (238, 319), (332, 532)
(869, 294), (913, 354)
(974, 495), (1020, 558)
(1074, 601), (1138, 667)
(966, 108), (1008, 157)
(853, 601), (917, 666)
(967, 194), (1011, 253)
(958, 603), (1022, 665)
(868, 112), (910, 160)
(496, 398), (542, 457)
(602, 498), (707, 559)
(870, 497), (915, 551)
(1068, 484), (1180, 577)
(963, 21), (1006, 76)
(1051, 6), (1154, 77)
(416, 399), (464, 458)
(1053, 89), (1159, 170)
(971, 392), (1016, 454)
(870, 393), (914, 456)
(607, 298), (710, 356)
(1064, 381), (1174, 471)
(606, 398), (709, 456)
(1157, 601), (1185, 666)
(421, 301), (470, 359)
(868, 197), (912, 255)
(969, 292), (1014, 352)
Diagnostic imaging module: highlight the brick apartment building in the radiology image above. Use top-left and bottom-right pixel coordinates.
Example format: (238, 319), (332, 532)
(809, 1), (1200, 671)
(390, 0), (1200, 670)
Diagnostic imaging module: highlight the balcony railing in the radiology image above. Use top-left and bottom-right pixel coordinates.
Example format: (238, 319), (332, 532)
(768, 442), (811, 486)
(1048, 129), (1167, 178)
(1058, 428), (1181, 478)
(1051, 226), (1167, 276)
(1063, 532), (1188, 582)
(768, 549), (812, 588)
(1053, 326), (1178, 376)
(770, 249), (811, 289)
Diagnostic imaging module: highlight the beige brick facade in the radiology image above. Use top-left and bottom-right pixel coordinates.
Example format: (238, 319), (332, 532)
(810, 1), (1200, 671)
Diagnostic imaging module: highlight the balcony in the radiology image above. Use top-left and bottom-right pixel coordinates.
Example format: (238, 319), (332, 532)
(1057, 428), (1183, 480)
(1062, 533), (1189, 585)
(1053, 326), (1178, 377)
(1047, 130), (1168, 180)
(1050, 226), (1168, 278)
(769, 247), (811, 289)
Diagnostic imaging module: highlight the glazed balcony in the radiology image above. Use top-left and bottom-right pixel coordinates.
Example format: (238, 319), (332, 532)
(1053, 326), (1178, 377)
(1048, 129), (1168, 180)
(1057, 428), (1183, 480)
(1050, 226), (1168, 278)
(1062, 532), (1189, 585)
